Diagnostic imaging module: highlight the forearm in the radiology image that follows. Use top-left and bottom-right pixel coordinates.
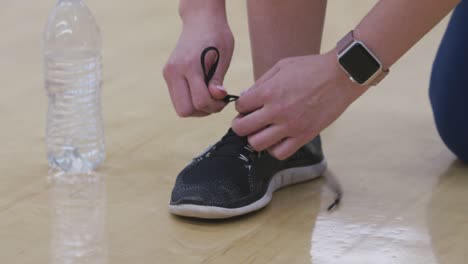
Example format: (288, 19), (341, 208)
(179, 0), (227, 22)
(353, 0), (460, 69)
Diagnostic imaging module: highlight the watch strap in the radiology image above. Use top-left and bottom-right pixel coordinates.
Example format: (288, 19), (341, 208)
(370, 68), (389, 86)
(337, 31), (355, 54)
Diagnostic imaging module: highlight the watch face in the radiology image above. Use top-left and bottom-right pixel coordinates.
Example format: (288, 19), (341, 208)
(338, 42), (381, 85)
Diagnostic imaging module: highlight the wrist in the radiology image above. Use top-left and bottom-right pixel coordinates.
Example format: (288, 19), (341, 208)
(324, 49), (356, 86)
(179, 0), (227, 23)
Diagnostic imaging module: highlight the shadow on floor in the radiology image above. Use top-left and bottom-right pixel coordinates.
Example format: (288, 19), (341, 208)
(428, 159), (468, 264)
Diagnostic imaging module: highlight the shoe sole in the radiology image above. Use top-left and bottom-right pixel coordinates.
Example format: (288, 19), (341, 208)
(168, 159), (327, 219)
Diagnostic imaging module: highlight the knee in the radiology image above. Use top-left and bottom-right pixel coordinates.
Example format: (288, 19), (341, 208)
(432, 111), (468, 163)
(440, 133), (468, 163)
(430, 68), (468, 163)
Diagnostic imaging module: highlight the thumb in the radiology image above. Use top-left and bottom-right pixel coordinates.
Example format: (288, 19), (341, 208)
(207, 60), (229, 100)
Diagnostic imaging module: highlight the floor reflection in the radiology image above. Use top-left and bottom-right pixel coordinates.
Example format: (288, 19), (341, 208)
(167, 177), (323, 263)
(310, 171), (439, 264)
(48, 171), (108, 264)
(429, 160), (468, 264)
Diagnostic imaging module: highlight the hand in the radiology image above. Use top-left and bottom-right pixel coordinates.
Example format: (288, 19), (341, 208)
(232, 50), (369, 160)
(163, 4), (234, 117)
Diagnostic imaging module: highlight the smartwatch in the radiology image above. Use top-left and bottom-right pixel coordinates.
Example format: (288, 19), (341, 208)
(337, 31), (389, 86)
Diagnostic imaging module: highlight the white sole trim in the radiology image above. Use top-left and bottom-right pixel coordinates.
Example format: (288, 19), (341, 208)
(169, 159), (327, 219)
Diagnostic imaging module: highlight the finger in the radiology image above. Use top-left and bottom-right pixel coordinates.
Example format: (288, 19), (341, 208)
(268, 137), (302, 160)
(235, 66), (279, 114)
(208, 84), (228, 100)
(247, 125), (286, 152)
(188, 73), (226, 113)
(235, 84), (265, 114)
(167, 76), (209, 117)
(232, 107), (272, 136)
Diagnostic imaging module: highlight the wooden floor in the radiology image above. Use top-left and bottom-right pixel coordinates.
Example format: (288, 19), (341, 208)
(1, 1), (467, 263)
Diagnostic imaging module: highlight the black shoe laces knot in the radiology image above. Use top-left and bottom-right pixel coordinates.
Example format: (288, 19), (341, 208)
(201, 47), (239, 103)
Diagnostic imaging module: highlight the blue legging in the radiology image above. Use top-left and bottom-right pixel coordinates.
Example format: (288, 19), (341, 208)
(430, 0), (468, 163)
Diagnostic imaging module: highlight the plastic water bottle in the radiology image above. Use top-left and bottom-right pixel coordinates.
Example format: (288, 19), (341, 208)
(43, 0), (105, 172)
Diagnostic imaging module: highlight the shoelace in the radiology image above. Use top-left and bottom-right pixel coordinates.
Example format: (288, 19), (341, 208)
(200, 47), (253, 161)
(325, 171), (342, 211)
(208, 129), (260, 163)
(201, 47), (239, 103)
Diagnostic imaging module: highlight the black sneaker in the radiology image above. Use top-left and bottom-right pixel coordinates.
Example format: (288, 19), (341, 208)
(169, 129), (327, 219)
